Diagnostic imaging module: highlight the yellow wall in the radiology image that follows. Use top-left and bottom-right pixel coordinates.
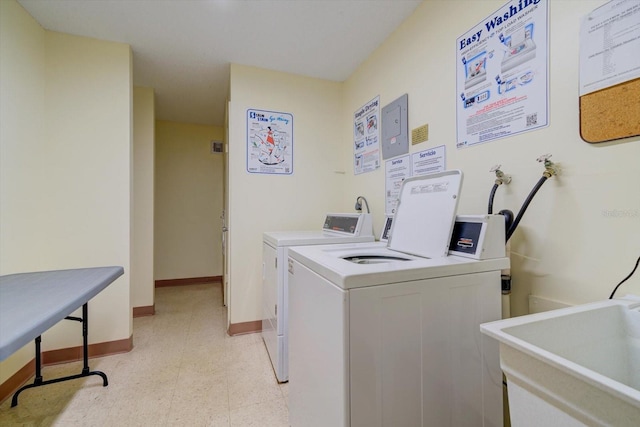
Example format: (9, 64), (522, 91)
(133, 87), (155, 309)
(154, 121), (225, 281)
(341, 0), (640, 315)
(227, 64), (345, 325)
(0, 0), (47, 272)
(0, 0), (132, 383)
(227, 0), (640, 325)
(0, 0), (47, 384)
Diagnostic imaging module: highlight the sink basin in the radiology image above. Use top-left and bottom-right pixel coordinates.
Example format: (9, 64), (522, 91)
(481, 296), (640, 426)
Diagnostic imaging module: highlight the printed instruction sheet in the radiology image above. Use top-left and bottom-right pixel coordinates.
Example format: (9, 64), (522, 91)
(456, 0), (549, 148)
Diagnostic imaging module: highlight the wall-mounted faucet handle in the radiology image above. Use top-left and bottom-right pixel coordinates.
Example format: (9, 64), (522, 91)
(490, 165), (512, 185)
(537, 154), (559, 177)
(536, 153), (552, 163)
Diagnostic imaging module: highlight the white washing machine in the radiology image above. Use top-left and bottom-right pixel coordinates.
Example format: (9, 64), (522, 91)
(262, 213), (375, 383)
(287, 170), (510, 427)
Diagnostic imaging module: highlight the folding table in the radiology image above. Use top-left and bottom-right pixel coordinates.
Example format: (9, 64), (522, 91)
(0, 266), (124, 406)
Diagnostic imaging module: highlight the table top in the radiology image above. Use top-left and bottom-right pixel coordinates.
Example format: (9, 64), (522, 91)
(0, 266), (124, 361)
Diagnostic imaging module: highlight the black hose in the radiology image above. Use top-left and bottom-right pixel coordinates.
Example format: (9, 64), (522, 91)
(609, 256), (640, 299)
(488, 183), (499, 214)
(506, 176), (548, 242)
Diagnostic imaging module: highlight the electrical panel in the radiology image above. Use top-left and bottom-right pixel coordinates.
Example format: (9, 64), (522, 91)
(381, 93), (408, 159)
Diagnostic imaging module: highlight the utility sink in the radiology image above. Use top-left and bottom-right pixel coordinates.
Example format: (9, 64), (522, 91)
(481, 296), (640, 427)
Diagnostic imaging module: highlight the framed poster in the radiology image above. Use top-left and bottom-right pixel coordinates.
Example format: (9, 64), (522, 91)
(247, 109), (293, 175)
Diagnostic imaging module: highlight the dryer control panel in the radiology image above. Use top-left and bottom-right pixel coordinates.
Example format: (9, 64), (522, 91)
(323, 213), (373, 237)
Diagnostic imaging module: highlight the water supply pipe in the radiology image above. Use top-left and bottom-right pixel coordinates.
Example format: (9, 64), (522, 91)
(488, 165), (511, 214)
(355, 196), (370, 213)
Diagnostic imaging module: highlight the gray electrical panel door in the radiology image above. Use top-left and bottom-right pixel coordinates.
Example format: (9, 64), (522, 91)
(381, 93), (408, 159)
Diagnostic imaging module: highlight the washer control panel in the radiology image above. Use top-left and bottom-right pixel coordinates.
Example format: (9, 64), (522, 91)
(448, 215), (505, 260)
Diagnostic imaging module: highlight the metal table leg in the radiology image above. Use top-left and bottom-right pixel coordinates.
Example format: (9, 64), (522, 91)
(11, 303), (108, 407)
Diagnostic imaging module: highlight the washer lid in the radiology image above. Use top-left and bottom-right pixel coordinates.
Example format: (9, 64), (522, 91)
(388, 170), (463, 258)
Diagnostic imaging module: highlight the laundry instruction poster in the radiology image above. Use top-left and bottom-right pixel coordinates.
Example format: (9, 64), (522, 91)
(353, 96), (380, 175)
(247, 109), (293, 175)
(456, 0), (549, 148)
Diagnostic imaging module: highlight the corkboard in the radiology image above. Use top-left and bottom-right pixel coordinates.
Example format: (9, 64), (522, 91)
(579, 77), (640, 143)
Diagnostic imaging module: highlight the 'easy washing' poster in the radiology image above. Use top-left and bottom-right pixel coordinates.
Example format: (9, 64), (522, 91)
(456, 0), (549, 148)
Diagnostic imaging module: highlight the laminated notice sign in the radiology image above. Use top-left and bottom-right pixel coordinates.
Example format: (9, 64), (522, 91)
(353, 96), (381, 175)
(385, 155), (410, 215)
(247, 109), (293, 175)
(384, 146), (446, 215)
(456, 0), (549, 148)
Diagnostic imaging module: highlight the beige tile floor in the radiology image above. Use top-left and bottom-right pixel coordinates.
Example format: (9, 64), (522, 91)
(0, 282), (289, 426)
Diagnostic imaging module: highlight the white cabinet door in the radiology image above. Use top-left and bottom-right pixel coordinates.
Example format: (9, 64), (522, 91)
(349, 271), (503, 427)
(288, 259), (349, 427)
(262, 243), (279, 366)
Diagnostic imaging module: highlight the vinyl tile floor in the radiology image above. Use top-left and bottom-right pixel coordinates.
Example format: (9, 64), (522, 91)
(0, 282), (289, 426)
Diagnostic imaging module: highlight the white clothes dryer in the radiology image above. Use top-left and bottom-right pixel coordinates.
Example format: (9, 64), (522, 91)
(287, 170), (509, 427)
(262, 213), (375, 383)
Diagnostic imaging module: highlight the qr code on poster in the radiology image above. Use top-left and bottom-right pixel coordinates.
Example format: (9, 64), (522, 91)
(526, 113), (538, 127)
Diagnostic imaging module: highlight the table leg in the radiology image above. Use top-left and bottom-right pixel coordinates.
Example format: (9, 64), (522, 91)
(11, 303), (109, 407)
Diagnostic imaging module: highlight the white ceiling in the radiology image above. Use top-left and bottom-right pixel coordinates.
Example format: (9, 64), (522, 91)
(18, 0), (422, 126)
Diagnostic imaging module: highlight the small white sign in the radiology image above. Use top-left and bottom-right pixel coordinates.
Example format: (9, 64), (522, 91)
(385, 155), (411, 214)
(412, 145), (446, 177)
